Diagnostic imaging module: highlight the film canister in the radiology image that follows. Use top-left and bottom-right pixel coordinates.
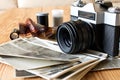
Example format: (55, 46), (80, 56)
(36, 12), (49, 27)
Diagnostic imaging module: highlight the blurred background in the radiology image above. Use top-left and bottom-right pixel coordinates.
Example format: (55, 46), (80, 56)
(0, 0), (120, 14)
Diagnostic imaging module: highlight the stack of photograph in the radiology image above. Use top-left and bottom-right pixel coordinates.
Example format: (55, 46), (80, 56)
(0, 37), (107, 80)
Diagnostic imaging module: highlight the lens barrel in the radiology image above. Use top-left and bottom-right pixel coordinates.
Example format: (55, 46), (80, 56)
(56, 20), (94, 54)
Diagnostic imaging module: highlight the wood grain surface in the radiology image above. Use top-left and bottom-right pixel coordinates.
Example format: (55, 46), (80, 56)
(0, 6), (120, 80)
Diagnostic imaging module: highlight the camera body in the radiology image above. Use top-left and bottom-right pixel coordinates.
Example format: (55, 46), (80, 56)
(70, 1), (120, 56)
(56, 1), (120, 57)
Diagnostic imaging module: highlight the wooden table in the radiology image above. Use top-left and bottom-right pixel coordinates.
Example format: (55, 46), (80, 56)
(0, 6), (120, 80)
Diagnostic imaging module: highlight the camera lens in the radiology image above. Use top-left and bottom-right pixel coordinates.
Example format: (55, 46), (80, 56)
(56, 20), (94, 54)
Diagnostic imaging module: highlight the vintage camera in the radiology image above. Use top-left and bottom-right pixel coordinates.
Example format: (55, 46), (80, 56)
(56, 0), (120, 56)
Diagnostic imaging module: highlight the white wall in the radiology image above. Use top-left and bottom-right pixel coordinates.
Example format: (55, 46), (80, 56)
(17, 0), (76, 8)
